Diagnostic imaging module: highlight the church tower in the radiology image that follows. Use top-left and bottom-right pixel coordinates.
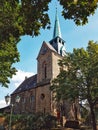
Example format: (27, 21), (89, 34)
(36, 9), (66, 114)
(10, 8), (66, 116)
(9, 7), (81, 122)
(49, 8), (66, 56)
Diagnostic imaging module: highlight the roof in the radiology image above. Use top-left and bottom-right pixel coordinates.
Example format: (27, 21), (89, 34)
(45, 42), (57, 52)
(37, 41), (59, 59)
(0, 105), (10, 113)
(12, 74), (37, 95)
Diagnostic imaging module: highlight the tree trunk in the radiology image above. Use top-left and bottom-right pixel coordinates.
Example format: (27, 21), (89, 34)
(90, 103), (97, 130)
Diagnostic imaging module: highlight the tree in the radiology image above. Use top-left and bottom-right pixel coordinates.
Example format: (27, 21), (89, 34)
(59, 0), (98, 25)
(51, 41), (98, 130)
(0, 36), (20, 87)
(0, 0), (98, 87)
(0, 0), (51, 87)
(0, 1), (20, 87)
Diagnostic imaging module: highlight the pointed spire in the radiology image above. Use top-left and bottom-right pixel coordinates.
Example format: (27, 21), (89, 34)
(53, 7), (62, 39)
(49, 5), (66, 56)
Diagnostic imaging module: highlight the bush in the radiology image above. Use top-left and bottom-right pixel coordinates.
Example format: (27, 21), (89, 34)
(64, 120), (80, 129)
(4, 113), (57, 130)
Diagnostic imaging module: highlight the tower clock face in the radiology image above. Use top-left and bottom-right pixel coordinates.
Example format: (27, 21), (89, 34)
(41, 47), (47, 55)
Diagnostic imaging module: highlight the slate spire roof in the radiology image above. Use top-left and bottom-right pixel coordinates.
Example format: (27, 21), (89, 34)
(53, 7), (62, 39)
(49, 7), (66, 56)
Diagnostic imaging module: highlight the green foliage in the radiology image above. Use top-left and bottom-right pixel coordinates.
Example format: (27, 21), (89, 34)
(0, 0), (51, 38)
(59, 0), (98, 25)
(51, 41), (98, 104)
(0, 1), (21, 87)
(0, 0), (51, 87)
(4, 113), (57, 130)
(0, 36), (20, 87)
(0, 0), (98, 87)
(20, 0), (51, 36)
(51, 41), (98, 130)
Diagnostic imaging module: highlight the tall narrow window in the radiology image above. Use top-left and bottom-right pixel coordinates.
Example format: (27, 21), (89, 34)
(42, 61), (47, 79)
(44, 63), (47, 79)
(30, 95), (34, 103)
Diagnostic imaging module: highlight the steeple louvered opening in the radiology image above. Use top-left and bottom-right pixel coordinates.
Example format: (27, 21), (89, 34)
(49, 8), (66, 56)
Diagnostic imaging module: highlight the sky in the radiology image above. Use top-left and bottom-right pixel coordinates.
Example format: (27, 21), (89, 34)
(0, 0), (98, 108)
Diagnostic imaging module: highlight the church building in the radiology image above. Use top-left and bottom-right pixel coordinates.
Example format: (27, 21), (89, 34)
(11, 10), (66, 116)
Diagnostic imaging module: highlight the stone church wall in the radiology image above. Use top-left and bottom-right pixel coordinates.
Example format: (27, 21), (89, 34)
(36, 84), (51, 113)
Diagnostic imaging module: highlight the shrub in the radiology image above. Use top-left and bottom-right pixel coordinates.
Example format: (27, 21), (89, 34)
(64, 120), (80, 129)
(4, 113), (57, 130)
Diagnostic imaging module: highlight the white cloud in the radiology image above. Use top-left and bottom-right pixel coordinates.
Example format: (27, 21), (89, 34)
(0, 70), (35, 108)
(11, 69), (34, 88)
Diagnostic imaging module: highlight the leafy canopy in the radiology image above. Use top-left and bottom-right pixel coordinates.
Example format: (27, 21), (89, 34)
(59, 0), (98, 25)
(51, 41), (98, 106)
(51, 41), (98, 130)
(0, 0), (51, 87)
(0, 0), (98, 87)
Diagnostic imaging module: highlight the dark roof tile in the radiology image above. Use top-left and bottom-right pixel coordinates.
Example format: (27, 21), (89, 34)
(12, 74), (37, 95)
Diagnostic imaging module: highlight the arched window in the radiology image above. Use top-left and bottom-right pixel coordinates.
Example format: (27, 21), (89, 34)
(40, 93), (45, 100)
(44, 63), (47, 79)
(42, 61), (47, 79)
(30, 95), (35, 103)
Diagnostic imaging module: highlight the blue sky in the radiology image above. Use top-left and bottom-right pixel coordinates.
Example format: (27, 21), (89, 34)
(0, 0), (98, 108)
